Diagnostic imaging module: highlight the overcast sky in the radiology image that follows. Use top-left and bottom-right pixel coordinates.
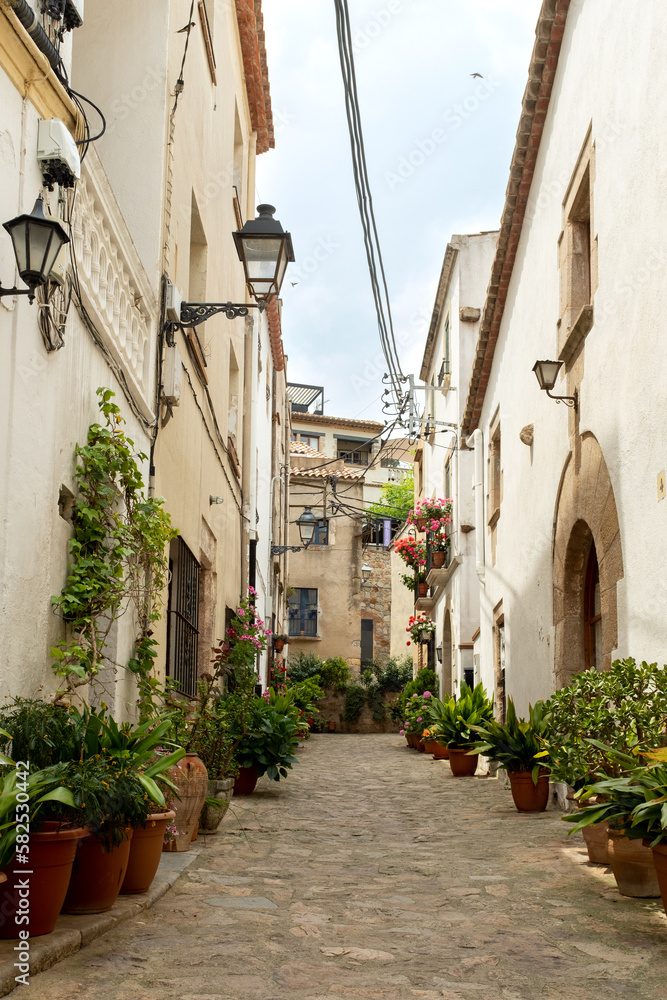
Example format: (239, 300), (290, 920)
(256, 0), (543, 422)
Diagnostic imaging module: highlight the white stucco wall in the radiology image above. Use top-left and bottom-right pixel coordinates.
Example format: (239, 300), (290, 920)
(473, 0), (667, 714)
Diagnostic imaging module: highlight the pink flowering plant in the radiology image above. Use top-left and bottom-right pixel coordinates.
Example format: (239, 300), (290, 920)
(400, 692), (434, 736)
(407, 498), (453, 532)
(406, 613), (436, 646)
(394, 537), (426, 571)
(223, 587), (271, 674)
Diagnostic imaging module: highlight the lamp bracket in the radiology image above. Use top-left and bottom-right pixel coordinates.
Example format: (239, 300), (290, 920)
(180, 301), (266, 328)
(0, 283), (34, 303)
(271, 545), (302, 555)
(546, 387), (578, 410)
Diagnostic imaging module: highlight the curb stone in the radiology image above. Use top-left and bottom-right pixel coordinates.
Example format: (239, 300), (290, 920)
(0, 846), (203, 996)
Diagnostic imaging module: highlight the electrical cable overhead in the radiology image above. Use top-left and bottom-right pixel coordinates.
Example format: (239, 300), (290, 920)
(332, 0), (406, 411)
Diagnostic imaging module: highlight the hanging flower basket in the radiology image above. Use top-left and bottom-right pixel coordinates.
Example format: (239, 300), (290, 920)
(408, 498), (453, 533)
(406, 613), (436, 646)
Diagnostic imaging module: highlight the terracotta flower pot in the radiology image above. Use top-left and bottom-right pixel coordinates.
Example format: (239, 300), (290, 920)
(406, 733), (419, 749)
(432, 741), (449, 759)
(647, 842), (667, 915)
(328, 721), (337, 732)
(424, 739), (439, 755)
(507, 769), (550, 812)
(63, 829), (133, 914)
(432, 551), (446, 568)
(0, 823), (87, 938)
(582, 821), (610, 864)
(606, 831), (660, 897)
(200, 778), (234, 835)
(415, 517), (428, 531)
(120, 811), (175, 895)
(448, 748), (478, 777)
(163, 753), (209, 852)
(274, 639), (285, 652)
(417, 582), (428, 597)
(234, 765), (259, 796)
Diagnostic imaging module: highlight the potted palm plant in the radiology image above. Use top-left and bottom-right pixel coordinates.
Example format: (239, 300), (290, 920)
(435, 683), (494, 776)
(471, 699), (551, 811)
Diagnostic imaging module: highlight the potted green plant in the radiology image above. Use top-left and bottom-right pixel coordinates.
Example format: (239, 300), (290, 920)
(0, 744), (86, 939)
(230, 694), (301, 794)
(562, 744), (660, 898)
(543, 657), (667, 863)
(405, 613), (436, 647)
(623, 748), (667, 914)
(470, 700), (551, 811)
(273, 634), (289, 653)
(435, 683), (494, 776)
(399, 693), (432, 749)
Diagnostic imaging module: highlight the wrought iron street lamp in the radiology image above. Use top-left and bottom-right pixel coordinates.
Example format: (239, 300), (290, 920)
(271, 506), (318, 555)
(180, 204), (294, 328)
(532, 360), (578, 409)
(361, 563), (372, 585)
(1, 196), (70, 303)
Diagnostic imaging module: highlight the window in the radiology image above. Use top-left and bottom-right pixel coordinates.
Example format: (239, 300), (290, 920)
(300, 434), (321, 451)
(488, 415), (501, 525)
(166, 537), (200, 697)
(288, 588), (318, 636)
(311, 520), (329, 546)
(558, 132), (596, 361)
(361, 619), (374, 665)
(444, 456), (452, 500)
(584, 543), (602, 671)
(338, 450), (368, 466)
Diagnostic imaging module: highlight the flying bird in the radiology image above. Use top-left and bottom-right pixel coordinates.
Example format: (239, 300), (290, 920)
(290, 282), (299, 287)
(470, 72), (483, 79)
(177, 22), (195, 33)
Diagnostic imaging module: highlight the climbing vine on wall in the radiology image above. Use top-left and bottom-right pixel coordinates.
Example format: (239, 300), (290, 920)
(51, 388), (177, 708)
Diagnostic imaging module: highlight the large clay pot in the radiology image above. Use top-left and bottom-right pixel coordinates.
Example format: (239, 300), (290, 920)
(432, 741), (449, 760)
(163, 753), (209, 851)
(508, 770), (550, 812)
(406, 733), (420, 749)
(417, 582), (428, 597)
(120, 811), (175, 895)
(647, 842), (667, 915)
(432, 551), (446, 568)
(234, 765), (259, 796)
(200, 778), (234, 835)
(448, 748), (478, 777)
(582, 821), (610, 864)
(417, 739), (426, 753)
(424, 739), (439, 755)
(607, 831), (660, 897)
(63, 829), (133, 914)
(0, 824), (87, 938)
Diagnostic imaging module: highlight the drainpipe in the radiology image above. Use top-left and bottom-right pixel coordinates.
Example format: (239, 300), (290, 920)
(4, 0), (66, 79)
(466, 429), (485, 584)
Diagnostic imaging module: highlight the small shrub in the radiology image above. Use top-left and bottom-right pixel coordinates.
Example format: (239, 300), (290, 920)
(319, 657), (350, 691)
(344, 684), (366, 723)
(286, 652), (324, 683)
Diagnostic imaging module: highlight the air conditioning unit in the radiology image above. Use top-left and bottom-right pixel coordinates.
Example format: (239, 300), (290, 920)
(37, 119), (81, 189)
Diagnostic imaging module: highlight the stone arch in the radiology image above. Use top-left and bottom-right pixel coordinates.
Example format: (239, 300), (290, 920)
(553, 432), (623, 686)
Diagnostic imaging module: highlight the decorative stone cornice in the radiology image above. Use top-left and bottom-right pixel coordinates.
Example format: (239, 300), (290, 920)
(235, 0), (274, 154)
(72, 149), (158, 421)
(420, 243), (458, 383)
(461, 0), (571, 438)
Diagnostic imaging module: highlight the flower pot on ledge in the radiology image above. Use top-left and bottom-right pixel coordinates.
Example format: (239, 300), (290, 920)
(417, 582), (428, 597)
(432, 551), (446, 569)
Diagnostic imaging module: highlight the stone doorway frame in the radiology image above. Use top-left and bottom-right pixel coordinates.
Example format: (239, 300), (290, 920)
(553, 432), (623, 687)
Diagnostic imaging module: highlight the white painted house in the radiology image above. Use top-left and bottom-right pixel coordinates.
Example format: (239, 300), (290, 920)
(460, 0), (667, 715)
(414, 232), (498, 699)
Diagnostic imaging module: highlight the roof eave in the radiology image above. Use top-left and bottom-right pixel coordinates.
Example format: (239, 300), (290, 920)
(419, 244), (458, 382)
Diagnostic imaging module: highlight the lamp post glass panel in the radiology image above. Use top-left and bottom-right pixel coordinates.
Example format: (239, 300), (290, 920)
(532, 360), (563, 392)
(297, 507), (318, 549)
(234, 204), (295, 302)
(362, 563), (372, 585)
(2, 196), (69, 300)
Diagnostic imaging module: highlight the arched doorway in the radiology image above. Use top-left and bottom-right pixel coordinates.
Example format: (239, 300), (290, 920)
(553, 434), (623, 686)
(442, 610), (452, 698)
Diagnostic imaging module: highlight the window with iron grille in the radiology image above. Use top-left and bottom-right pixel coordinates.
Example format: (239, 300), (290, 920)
(166, 537), (200, 697)
(288, 588), (318, 636)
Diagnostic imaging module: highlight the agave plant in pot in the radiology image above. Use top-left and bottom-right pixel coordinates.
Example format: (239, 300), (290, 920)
(562, 743), (661, 898)
(622, 748), (667, 914)
(435, 683), (494, 776)
(470, 700), (551, 811)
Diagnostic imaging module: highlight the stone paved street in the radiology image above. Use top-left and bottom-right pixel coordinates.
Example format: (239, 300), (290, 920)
(24, 735), (667, 1000)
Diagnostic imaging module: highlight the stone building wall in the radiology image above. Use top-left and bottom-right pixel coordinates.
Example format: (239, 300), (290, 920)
(359, 547), (392, 664)
(316, 688), (400, 735)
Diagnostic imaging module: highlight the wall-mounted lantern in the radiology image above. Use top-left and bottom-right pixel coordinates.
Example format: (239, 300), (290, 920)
(532, 360), (577, 410)
(361, 563), (372, 585)
(180, 204), (294, 328)
(436, 644), (443, 663)
(1, 196), (69, 303)
(271, 506), (318, 555)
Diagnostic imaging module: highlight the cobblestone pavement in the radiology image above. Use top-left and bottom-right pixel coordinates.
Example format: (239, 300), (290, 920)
(25, 735), (667, 1000)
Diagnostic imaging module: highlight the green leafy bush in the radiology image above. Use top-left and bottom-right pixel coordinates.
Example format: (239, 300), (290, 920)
(230, 696), (300, 781)
(543, 657), (667, 788)
(433, 683), (494, 750)
(344, 684), (366, 723)
(287, 653), (350, 691)
(391, 666), (437, 721)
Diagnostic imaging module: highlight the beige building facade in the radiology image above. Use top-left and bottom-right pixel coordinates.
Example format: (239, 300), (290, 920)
(0, 0), (289, 709)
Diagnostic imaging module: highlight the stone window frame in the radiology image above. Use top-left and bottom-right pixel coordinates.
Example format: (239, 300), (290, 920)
(493, 600), (506, 724)
(557, 126), (598, 363)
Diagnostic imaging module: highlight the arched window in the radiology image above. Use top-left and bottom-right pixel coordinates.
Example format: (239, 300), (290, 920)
(584, 543), (602, 671)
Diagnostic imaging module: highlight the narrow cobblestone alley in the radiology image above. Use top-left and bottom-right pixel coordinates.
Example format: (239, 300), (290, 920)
(23, 736), (667, 1000)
